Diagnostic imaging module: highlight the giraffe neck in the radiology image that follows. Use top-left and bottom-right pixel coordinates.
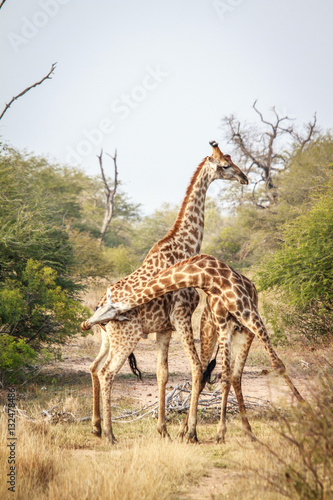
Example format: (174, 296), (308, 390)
(147, 160), (214, 258)
(113, 255), (211, 310)
(95, 162), (216, 308)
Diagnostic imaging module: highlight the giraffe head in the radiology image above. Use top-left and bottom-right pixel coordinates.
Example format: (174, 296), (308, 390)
(206, 141), (248, 185)
(80, 289), (130, 331)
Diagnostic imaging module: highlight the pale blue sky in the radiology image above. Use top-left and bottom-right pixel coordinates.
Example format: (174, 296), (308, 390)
(1, 0), (332, 213)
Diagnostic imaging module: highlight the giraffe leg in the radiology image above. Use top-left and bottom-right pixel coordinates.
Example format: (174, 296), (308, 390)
(180, 329), (202, 443)
(171, 314), (202, 443)
(99, 345), (140, 443)
(179, 302), (217, 438)
(89, 328), (110, 437)
(215, 324), (232, 444)
(98, 321), (142, 443)
(235, 306), (304, 403)
(230, 327), (254, 436)
(156, 330), (172, 440)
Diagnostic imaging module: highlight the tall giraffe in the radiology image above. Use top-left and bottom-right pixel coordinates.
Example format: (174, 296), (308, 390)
(86, 143), (248, 443)
(82, 254), (304, 443)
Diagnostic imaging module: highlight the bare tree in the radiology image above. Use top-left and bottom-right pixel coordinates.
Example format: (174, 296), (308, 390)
(222, 101), (318, 208)
(0, 0), (8, 10)
(0, 63), (57, 121)
(98, 149), (118, 246)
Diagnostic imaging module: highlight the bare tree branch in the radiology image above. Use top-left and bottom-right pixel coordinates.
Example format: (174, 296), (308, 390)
(290, 113), (318, 150)
(221, 101), (318, 208)
(0, 0), (7, 9)
(0, 63), (57, 120)
(98, 149), (118, 246)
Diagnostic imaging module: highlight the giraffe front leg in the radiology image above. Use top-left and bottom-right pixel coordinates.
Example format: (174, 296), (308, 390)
(98, 365), (117, 444)
(178, 303), (217, 440)
(156, 331), (172, 440)
(173, 318), (202, 443)
(89, 329), (110, 437)
(215, 325), (232, 444)
(99, 322), (142, 443)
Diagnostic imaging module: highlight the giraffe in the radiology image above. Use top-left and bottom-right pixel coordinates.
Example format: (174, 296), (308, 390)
(82, 253), (304, 443)
(85, 143), (248, 443)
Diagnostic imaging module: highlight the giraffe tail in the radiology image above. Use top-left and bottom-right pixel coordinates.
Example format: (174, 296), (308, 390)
(201, 346), (219, 388)
(128, 353), (142, 380)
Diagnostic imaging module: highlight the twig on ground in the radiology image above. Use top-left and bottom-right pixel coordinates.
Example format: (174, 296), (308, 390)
(2, 382), (270, 425)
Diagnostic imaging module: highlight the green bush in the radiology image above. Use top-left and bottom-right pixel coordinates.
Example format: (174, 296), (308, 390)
(0, 335), (37, 385)
(256, 166), (333, 339)
(0, 259), (90, 383)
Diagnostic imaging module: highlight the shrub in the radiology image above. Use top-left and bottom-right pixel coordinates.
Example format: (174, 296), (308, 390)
(0, 335), (37, 385)
(247, 359), (333, 499)
(256, 168), (333, 339)
(0, 260), (90, 384)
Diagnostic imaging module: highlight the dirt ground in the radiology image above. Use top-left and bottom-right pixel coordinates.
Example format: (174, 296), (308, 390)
(7, 329), (316, 500)
(57, 332), (310, 409)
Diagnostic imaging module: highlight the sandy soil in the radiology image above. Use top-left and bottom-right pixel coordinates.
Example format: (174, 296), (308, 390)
(39, 331), (314, 499)
(58, 333), (309, 409)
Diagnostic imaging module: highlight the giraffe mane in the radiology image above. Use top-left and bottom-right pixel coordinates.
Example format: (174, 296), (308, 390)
(148, 159), (207, 253)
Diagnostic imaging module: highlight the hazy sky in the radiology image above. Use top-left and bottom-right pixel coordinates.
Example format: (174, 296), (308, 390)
(1, 0), (332, 214)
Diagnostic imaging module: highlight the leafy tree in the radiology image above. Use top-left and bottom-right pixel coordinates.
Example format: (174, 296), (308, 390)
(256, 166), (333, 339)
(208, 134), (333, 270)
(221, 102), (318, 209)
(131, 203), (179, 260)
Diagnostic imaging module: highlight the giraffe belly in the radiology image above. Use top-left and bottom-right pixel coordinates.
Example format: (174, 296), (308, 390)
(139, 294), (175, 334)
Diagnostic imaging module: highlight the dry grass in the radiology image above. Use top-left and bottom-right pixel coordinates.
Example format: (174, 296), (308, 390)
(1, 415), (206, 500)
(2, 278), (332, 500)
(2, 359), (332, 500)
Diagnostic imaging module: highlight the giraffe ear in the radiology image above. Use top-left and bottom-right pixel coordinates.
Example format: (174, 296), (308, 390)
(107, 288), (113, 304)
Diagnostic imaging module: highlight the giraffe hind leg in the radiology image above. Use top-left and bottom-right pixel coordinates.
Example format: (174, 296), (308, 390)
(215, 323), (232, 444)
(237, 308), (304, 403)
(231, 327), (255, 437)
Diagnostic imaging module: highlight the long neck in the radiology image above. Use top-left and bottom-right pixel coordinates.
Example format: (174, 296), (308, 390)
(147, 160), (213, 258)
(115, 255), (210, 310)
(95, 162), (213, 309)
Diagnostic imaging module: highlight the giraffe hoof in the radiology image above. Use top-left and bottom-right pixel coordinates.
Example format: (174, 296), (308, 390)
(176, 430), (188, 442)
(91, 429), (102, 438)
(160, 431), (172, 441)
(215, 435), (225, 444)
(157, 424), (172, 440)
(177, 424), (188, 441)
(186, 434), (199, 444)
(106, 435), (117, 444)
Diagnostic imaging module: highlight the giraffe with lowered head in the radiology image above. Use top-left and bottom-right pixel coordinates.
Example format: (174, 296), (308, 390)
(82, 254), (304, 443)
(85, 142), (248, 443)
